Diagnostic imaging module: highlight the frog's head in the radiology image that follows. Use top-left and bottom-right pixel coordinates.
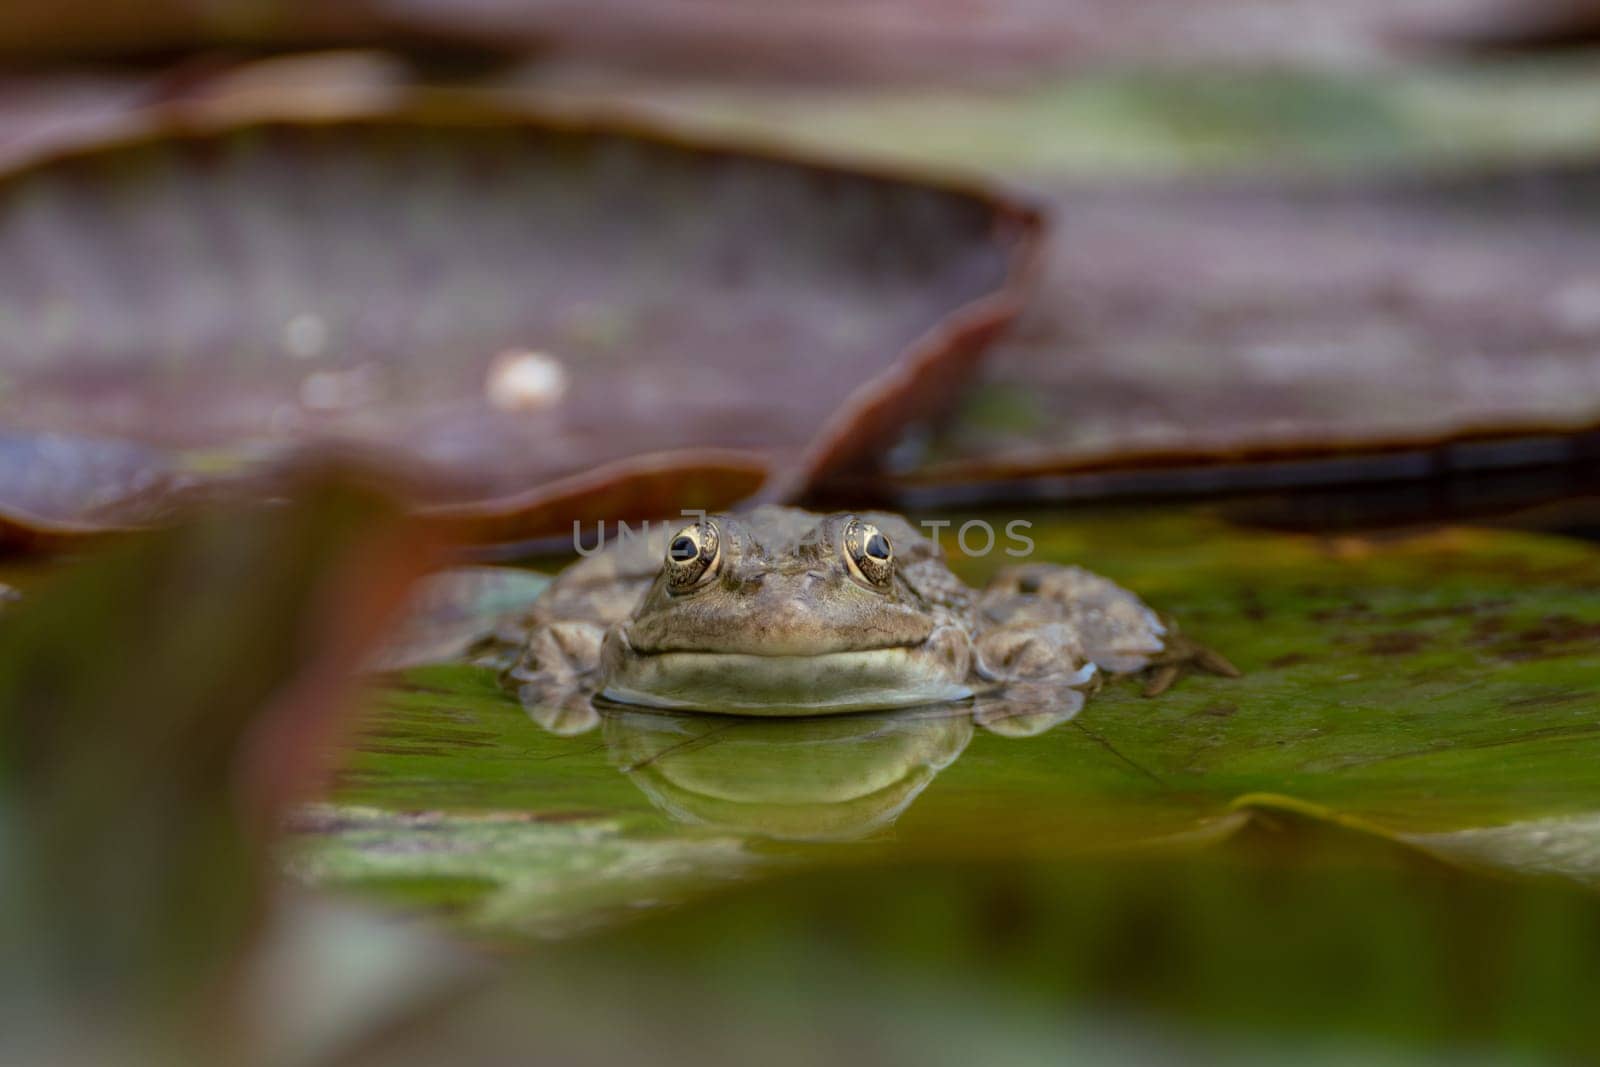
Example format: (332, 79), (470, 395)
(599, 511), (973, 713)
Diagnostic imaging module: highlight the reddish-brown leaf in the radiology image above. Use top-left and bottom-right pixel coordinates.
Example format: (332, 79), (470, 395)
(0, 100), (1038, 549)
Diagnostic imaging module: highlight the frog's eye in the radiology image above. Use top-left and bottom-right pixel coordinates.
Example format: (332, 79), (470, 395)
(843, 518), (894, 588)
(664, 520), (720, 591)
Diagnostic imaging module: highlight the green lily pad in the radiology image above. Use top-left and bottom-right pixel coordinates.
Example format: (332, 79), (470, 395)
(913, 512), (1600, 843)
(333, 812), (1600, 1065)
(297, 507), (1600, 938)
(285, 803), (755, 939)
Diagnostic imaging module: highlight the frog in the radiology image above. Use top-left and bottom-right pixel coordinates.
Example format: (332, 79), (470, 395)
(502, 506), (1234, 719)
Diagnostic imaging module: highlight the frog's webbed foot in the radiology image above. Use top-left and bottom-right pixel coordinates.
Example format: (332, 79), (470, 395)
(464, 615), (538, 672)
(971, 622), (1099, 735)
(1136, 625), (1240, 697)
(973, 622), (1096, 685)
(504, 620), (607, 732)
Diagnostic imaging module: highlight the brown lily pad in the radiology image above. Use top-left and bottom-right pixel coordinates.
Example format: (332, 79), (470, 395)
(0, 72), (160, 164)
(861, 170), (1600, 503)
(0, 431), (183, 551)
(1401, 0), (1600, 55)
(0, 54), (412, 172)
(0, 98), (1038, 550)
(0, 2), (1574, 77)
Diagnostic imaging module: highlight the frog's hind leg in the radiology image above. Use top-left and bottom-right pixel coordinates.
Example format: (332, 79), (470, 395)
(505, 621), (608, 734)
(978, 564), (1167, 676)
(978, 563), (1237, 697)
(1138, 632), (1240, 696)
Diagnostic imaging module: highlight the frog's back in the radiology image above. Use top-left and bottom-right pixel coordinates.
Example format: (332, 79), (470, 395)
(527, 519), (675, 630)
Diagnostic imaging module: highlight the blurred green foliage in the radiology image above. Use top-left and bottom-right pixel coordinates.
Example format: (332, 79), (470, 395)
(0, 468), (426, 1066)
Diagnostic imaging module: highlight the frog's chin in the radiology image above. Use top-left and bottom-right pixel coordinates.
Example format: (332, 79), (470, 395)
(599, 627), (973, 716)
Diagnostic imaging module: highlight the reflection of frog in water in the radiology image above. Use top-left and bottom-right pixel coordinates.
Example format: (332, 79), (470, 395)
(526, 700), (1090, 843)
(601, 708), (973, 842)
(521, 657), (1101, 842)
(504, 506), (1233, 719)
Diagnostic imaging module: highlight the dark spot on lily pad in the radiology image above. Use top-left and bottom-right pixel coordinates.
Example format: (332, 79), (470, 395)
(1494, 614), (1600, 661)
(1311, 600), (1377, 623)
(1364, 631), (1430, 656)
(1394, 598), (1511, 622)
(1501, 690), (1586, 712)
(1467, 615), (1509, 644)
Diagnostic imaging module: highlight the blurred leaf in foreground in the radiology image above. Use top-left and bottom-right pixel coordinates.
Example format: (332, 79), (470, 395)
(0, 462), (438, 1065)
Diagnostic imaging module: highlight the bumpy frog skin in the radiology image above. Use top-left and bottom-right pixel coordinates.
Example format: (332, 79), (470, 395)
(506, 506), (1233, 718)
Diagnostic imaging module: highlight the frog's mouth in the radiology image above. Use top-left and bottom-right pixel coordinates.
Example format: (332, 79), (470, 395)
(598, 626), (974, 716)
